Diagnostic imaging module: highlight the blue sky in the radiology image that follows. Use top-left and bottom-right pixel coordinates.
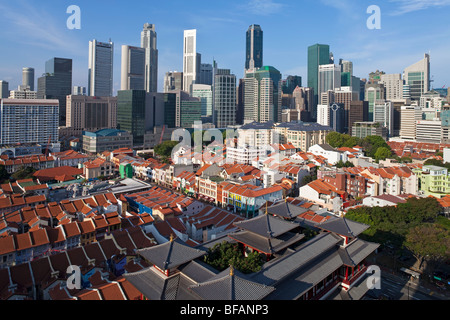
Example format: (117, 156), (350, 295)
(1, 0), (449, 94)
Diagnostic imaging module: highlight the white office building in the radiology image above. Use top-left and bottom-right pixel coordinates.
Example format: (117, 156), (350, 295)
(214, 69), (236, 128)
(318, 64), (341, 99)
(0, 99), (59, 145)
(380, 73), (403, 101)
(373, 101), (394, 137)
(403, 54), (430, 101)
(400, 106), (422, 140)
(183, 29), (200, 94)
(415, 120), (442, 144)
(88, 39), (114, 97)
(317, 104), (330, 126)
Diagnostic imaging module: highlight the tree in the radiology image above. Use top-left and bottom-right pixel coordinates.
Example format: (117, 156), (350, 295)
(10, 166), (36, 181)
(374, 147), (392, 161)
(0, 165), (9, 183)
(336, 160), (355, 168)
(405, 224), (450, 270)
(326, 132), (346, 148)
(154, 140), (179, 158)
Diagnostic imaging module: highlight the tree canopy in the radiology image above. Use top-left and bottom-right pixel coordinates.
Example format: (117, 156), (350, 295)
(325, 132), (392, 159)
(154, 140), (179, 158)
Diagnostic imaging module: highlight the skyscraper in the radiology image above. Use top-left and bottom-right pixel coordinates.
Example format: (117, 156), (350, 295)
(192, 84), (213, 118)
(183, 29), (200, 94)
(37, 57), (72, 125)
(318, 64), (341, 101)
(245, 24), (263, 71)
(164, 71), (183, 93)
(364, 83), (385, 121)
(244, 66), (282, 123)
(214, 68), (236, 128)
(308, 44), (330, 120)
(22, 67), (35, 91)
(0, 81), (9, 98)
(88, 40), (114, 97)
(121, 45), (146, 91)
(403, 53), (431, 101)
(380, 74), (404, 101)
(117, 90), (147, 145)
(141, 23), (158, 93)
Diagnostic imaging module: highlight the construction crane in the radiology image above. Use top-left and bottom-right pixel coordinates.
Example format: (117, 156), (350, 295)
(44, 135), (52, 156)
(159, 125), (166, 145)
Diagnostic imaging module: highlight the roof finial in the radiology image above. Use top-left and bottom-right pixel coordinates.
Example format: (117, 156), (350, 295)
(170, 233), (174, 242)
(230, 264), (234, 276)
(265, 201), (268, 215)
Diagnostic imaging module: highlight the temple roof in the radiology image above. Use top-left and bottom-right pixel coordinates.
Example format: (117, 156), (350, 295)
(267, 201), (309, 219)
(188, 266), (275, 300)
(228, 231), (305, 255)
(137, 237), (207, 271)
(233, 214), (299, 239)
(317, 218), (370, 238)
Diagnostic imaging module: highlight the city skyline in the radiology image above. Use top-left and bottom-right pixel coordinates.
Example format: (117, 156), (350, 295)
(0, 0), (449, 96)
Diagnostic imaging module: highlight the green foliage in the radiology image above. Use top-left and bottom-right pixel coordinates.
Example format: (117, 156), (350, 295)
(336, 160), (355, 168)
(345, 197), (443, 254)
(374, 147), (392, 161)
(154, 140), (179, 158)
(203, 241), (264, 274)
(423, 158), (450, 170)
(10, 166), (36, 181)
(405, 224), (450, 265)
(0, 165), (9, 183)
(360, 135), (391, 159)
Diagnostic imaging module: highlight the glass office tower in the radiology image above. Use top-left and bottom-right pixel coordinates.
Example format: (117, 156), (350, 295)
(117, 90), (146, 146)
(308, 44), (330, 121)
(245, 24), (263, 71)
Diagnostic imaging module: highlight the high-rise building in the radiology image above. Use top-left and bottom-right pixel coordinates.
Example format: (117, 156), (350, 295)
(317, 104), (330, 127)
(0, 99), (59, 145)
(183, 29), (200, 94)
(37, 57), (72, 125)
(198, 63), (213, 86)
(348, 101), (369, 136)
(236, 79), (245, 125)
(339, 59), (353, 76)
(282, 75), (302, 95)
(164, 71), (183, 93)
(308, 44), (330, 119)
(66, 95), (117, 136)
(214, 68), (236, 128)
(403, 54), (430, 101)
(192, 84), (213, 118)
(329, 103), (346, 133)
(9, 87), (37, 99)
(88, 40), (114, 97)
(0, 81), (9, 99)
(73, 86), (86, 96)
(400, 106), (422, 140)
(121, 45), (146, 91)
(364, 83), (385, 121)
(167, 89), (201, 128)
(245, 24), (263, 71)
(380, 74), (403, 101)
(373, 101), (394, 137)
(318, 64), (341, 100)
(244, 66), (282, 123)
(141, 23), (158, 93)
(368, 70), (385, 84)
(22, 67), (35, 91)
(117, 90), (147, 146)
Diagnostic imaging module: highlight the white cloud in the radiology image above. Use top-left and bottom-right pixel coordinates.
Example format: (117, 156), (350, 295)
(389, 0), (450, 15)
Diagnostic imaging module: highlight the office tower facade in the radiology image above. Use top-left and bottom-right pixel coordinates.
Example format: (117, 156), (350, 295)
(348, 101), (369, 136)
(117, 90), (147, 145)
(318, 64), (341, 99)
(183, 29), (200, 94)
(339, 59), (353, 75)
(88, 40), (114, 97)
(0, 99), (59, 145)
(66, 95), (117, 135)
(352, 122), (388, 140)
(245, 24), (263, 71)
(373, 101), (394, 137)
(37, 57), (72, 125)
(164, 71), (183, 93)
(236, 79), (245, 125)
(292, 86), (312, 112)
(192, 84), (213, 117)
(329, 103), (346, 133)
(244, 66), (282, 123)
(9, 87), (37, 99)
(365, 83), (385, 121)
(73, 86), (86, 95)
(141, 23), (158, 93)
(167, 89), (201, 128)
(403, 53), (430, 101)
(282, 75), (302, 95)
(22, 67), (35, 91)
(0, 81), (9, 98)
(380, 74), (403, 101)
(400, 106), (422, 140)
(415, 120), (442, 144)
(317, 104), (330, 127)
(214, 69), (236, 128)
(121, 45), (146, 91)
(198, 63), (213, 85)
(308, 44), (330, 119)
